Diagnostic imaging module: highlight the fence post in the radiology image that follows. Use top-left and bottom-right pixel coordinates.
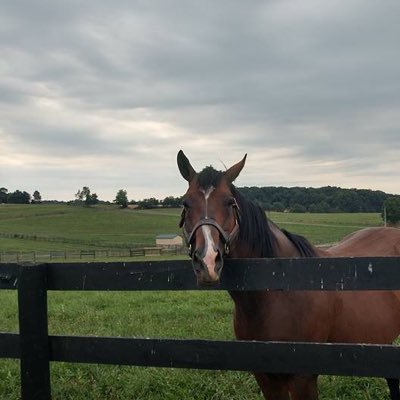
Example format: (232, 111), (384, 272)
(18, 264), (51, 400)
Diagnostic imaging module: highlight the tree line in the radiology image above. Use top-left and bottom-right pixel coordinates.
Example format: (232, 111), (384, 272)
(238, 185), (396, 213)
(0, 187), (41, 204)
(127, 186), (400, 224)
(1, 185), (399, 220)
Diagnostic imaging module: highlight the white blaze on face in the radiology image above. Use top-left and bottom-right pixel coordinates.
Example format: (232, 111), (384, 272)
(201, 225), (219, 280)
(202, 186), (214, 218)
(199, 186), (219, 279)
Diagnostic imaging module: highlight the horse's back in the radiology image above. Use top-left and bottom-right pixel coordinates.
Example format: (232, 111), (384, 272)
(326, 227), (400, 345)
(328, 227), (400, 257)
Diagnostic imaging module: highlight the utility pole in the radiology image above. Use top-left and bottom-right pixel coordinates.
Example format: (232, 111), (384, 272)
(383, 205), (387, 227)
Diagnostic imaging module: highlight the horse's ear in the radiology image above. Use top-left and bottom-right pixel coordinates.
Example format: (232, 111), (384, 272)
(224, 154), (247, 183)
(177, 150), (197, 182)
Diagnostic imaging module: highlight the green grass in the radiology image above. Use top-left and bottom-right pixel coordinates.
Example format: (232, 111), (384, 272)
(0, 204), (182, 250)
(268, 212), (382, 245)
(0, 204), (392, 399)
(0, 205), (384, 253)
(0, 290), (393, 399)
(269, 212), (382, 227)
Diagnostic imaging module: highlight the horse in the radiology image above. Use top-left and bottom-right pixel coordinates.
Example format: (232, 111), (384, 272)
(177, 150), (400, 400)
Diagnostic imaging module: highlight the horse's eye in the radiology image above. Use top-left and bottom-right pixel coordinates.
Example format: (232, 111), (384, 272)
(182, 200), (190, 209)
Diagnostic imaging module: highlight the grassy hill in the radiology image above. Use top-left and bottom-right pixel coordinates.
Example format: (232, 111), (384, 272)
(0, 204), (182, 252)
(0, 204), (383, 253)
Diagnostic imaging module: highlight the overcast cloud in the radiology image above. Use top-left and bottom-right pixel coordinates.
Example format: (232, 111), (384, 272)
(1, 0), (399, 201)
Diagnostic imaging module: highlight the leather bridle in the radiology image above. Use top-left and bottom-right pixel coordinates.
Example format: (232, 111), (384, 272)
(179, 199), (241, 257)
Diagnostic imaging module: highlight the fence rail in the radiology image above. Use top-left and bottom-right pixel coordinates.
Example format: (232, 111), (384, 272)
(1, 256), (400, 399)
(0, 247), (184, 262)
(2, 333), (400, 378)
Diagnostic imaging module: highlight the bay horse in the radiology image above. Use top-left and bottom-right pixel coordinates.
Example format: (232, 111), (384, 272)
(177, 150), (400, 400)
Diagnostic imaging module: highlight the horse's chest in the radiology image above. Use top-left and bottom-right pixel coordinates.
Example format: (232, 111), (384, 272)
(232, 292), (334, 342)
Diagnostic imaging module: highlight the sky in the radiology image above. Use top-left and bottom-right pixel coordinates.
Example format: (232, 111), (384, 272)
(1, 0), (399, 201)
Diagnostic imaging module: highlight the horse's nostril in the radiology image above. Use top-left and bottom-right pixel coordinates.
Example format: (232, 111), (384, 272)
(192, 251), (203, 272)
(193, 250), (201, 262)
(214, 250), (224, 274)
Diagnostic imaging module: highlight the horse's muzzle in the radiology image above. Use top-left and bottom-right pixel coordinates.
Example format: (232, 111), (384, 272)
(192, 248), (223, 285)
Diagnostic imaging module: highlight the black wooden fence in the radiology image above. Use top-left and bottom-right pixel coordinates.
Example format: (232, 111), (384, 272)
(1, 257), (400, 399)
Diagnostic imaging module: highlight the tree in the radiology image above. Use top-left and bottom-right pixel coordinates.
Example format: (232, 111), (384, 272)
(87, 192), (99, 206)
(290, 203), (307, 213)
(272, 201), (285, 212)
(75, 186), (99, 206)
(75, 186), (90, 202)
(32, 190), (42, 203)
(383, 197), (400, 226)
(137, 197), (159, 209)
(0, 187), (8, 203)
(7, 190), (31, 204)
(162, 196), (182, 208)
(115, 189), (128, 208)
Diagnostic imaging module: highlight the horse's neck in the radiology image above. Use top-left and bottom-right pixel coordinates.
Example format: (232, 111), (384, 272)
(229, 221), (302, 258)
(268, 222), (305, 257)
(228, 222), (317, 328)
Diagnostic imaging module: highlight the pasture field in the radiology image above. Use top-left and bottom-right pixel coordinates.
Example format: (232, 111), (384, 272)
(0, 204), (391, 399)
(0, 204), (181, 252)
(0, 204), (383, 253)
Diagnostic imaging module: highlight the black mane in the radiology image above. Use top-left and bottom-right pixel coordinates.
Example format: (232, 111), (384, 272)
(197, 166), (224, 189)
(231, 186), (276, 257)
(280, 229), (317, 257)
(233, 187), (316, 258)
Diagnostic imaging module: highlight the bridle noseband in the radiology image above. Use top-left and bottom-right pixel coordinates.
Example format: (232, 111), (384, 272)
(179, 199), (240, 257)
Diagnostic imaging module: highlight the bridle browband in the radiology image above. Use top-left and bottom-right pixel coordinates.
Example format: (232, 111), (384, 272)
(179, 199), (240, 257)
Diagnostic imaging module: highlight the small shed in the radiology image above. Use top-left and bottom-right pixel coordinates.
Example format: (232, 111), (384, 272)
(156, 234), (183, 249)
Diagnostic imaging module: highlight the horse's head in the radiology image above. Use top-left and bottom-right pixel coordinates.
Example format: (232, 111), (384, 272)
(177, 150), (247, 285)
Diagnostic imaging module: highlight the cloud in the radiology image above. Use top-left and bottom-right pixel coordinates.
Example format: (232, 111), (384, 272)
(1, 0), (399, 200)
